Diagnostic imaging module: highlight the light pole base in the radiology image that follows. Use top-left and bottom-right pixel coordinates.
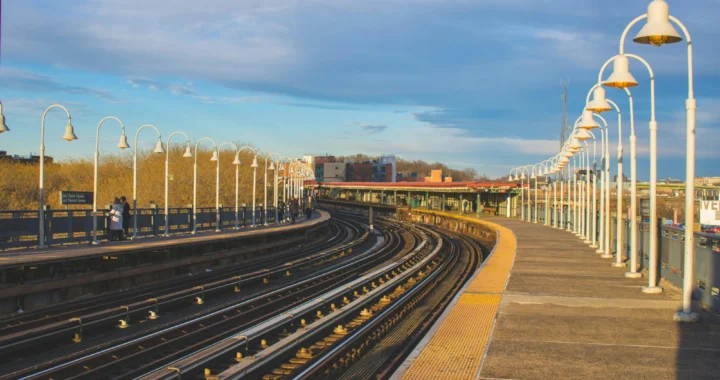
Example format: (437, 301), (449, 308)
(92, 240), (100, 245)
(673, 311), (699, 323)
(37, 245), (48, 249)
(215, 229), (221, 232)
(642, 286), (663, 294)
(589, 244), (598, 249)
(600, 254), (613, 259)
(625, 272), (643, 279)
(595, 249), (605, 254)
(611, 262), (626, 268)
(131, 235), (138, 241)
(191, 230), (197, 235)
(164, 233), (170, 238)
(583, 240), (591, 244)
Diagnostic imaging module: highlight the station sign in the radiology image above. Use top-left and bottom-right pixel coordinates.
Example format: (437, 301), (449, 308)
(60, 191), (94, 205)
(700, 200), (720, 226)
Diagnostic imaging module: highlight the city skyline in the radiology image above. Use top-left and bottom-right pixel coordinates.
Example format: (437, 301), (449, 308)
(1, 0), (718, 179)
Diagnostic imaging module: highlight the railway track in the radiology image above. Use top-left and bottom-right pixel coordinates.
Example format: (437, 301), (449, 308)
(137, 220), (484, 380)
(0, 219), (344, 333)
(2, 215), (419, 380)
(133, 217), (435, 380)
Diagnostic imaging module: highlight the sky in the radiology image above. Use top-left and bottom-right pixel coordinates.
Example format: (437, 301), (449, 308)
(0, 0), (718, 180)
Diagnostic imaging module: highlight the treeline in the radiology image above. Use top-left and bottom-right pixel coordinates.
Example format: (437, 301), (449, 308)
(0, 147), (278, 210)
(334, 154), (489, 182)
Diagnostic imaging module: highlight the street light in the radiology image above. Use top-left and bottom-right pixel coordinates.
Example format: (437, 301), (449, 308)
(164, 132), (192, 237)
(91, 117), (129, 245)
(601, 53), (660, 293)
(264, 153), (282, 225)
(621, 0), (696, 321)
(237, 146), (259, 228)
(132, 124), (165, 240)
(219, 142), (242, 230)
(586, 85), (625, 259)
(38, 105), (76, 248)
(192, 137), (218, 234)
(0, 101), (10, 133)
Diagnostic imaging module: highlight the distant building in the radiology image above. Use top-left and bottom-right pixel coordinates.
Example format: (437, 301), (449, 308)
(613, 174), (629, 182)
(0, 151), (53, 165)
(323, 162), (348, 182)
(313, 155), (337, 181)
(426, 170), (443, 183)
(353, 162), (373, 182)
(380, 154), (396, 183)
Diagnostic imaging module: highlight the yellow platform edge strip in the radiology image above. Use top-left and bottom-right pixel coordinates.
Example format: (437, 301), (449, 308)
(402, 211), (517, 380)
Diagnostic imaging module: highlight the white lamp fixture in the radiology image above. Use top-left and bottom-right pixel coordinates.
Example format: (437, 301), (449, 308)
(62, 122), (78, 141)
(587, 87), (612, 113)
(117, 134), (130, 149)
(269, 162), (276, 171)
(183, 145), (193, 158)
(0, 110), (9, 133)
(520, 172), (526, 180)
(250, 156), (259, 168)
(604, 55), (639, 89)
(579, 110), (600, 130)
(575, 128), (593, 141)
(232, 153), (241, 165)
(210, 149), (219, 161)
(569, 138), (582, 150)
(633, 0), (682, 46)
(154, 140), (166, 154)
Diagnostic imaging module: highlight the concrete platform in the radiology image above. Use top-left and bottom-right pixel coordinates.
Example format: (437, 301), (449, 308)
(394, 214), (720, 380)
(0, 211), (329, 268)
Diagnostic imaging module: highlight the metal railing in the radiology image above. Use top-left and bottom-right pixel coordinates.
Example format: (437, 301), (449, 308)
(0, 206), (279, 250)
(514, 204), (720, 312)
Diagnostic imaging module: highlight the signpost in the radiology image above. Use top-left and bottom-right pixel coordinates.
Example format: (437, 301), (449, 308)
(700, 200), (720, 226)
(60, 191), (93, 205)
(640, 197), (650, 223)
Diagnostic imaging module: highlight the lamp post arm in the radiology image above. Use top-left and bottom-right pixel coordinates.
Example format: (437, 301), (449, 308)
(194, 137), (217, 165)
(619, 14), (648, 54)
(218, 142), (239, 151)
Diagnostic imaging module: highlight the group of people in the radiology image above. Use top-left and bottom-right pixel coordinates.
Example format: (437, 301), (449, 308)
(106, 194), (316, 242)
(108, 196), (131, 241)
(277, 195), (315, 224)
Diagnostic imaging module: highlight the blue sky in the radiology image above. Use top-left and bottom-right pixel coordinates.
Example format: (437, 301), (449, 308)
(1, 0), (718, 179)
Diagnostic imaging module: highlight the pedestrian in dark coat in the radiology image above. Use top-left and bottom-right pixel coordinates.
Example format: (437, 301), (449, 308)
(277, 197), (285, 222)
(121, 196), (131, 240)
(289, 197), (300, 224)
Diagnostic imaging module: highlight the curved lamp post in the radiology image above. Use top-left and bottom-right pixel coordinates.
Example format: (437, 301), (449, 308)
(38, 105), (76, 248)
(218, 142), (242, 230)
(164, 132), (193, 237)
(265, 153), (282, 225)
(0, 101), (10, 133)
(132, 124), (165, 240)
(238, 146), (259, 227)
(598, 51), (660, 293)
(192, 137), (218, 234)
(619, 0), (696, 318)
(92, 116), (129, 245)
(586, 86), (625, 258)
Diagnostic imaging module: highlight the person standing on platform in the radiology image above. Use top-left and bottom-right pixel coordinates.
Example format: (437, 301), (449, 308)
(304, 194), (313, 219)
(109, 198), (124, 241)
(120, 196), (131, 240)
(277, 197), (285, 223)
(289, 197), (300, 224)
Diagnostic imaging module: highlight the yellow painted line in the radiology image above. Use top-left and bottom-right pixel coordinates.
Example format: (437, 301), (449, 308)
(402, 210), (516, 380)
